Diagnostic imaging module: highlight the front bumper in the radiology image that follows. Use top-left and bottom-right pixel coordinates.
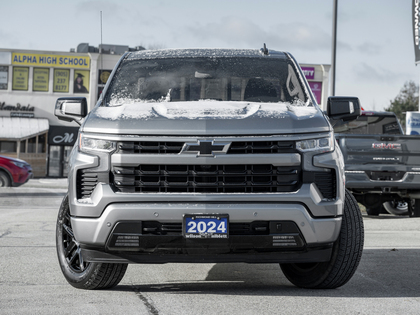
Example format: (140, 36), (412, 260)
(72, 201), (341, 264)
(67, 135), (345, 263)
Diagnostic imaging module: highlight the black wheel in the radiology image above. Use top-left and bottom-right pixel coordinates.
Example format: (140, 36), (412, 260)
(0, 171), (11, 187)
(383, 200), (410, 216)
(412, 199), (420, 217)
(56, 194), (128, 289)
(280, 189), (364, 289)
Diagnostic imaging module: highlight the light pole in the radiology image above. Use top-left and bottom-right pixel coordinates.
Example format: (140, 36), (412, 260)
(331, 0), (338, 96)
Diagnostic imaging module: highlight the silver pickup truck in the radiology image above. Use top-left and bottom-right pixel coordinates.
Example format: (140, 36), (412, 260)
(54, 47), (364, 290)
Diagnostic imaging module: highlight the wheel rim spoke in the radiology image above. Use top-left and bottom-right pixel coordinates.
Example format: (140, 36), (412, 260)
(64, 240), (77, 257)
(62, 223), (74, 239)
(78, 248), (85, 272)
(60, 208), (89, 273)
(68, 249), (78, 265)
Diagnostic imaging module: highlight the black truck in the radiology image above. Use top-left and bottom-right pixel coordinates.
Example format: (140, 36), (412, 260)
(333, 111), (420, 217)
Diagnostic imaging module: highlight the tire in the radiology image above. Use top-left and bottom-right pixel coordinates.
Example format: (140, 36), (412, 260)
(412, 199), (420, 217)
(280, 189), (364, 289)
(383, 201), (409, 216)
(0, 171), (11, 187)
(56, 194), (128, 289)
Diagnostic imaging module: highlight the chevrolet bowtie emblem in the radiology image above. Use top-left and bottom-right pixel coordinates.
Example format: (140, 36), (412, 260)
(181, 140), (231, 157)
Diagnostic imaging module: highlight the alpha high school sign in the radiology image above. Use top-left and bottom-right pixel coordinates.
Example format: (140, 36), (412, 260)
(12, 53), (90, 69)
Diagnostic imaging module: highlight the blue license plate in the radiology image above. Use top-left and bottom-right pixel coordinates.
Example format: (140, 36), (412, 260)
(183, 214), (229, 239)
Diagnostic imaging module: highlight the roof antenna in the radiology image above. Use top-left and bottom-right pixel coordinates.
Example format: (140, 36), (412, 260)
(262, 43), (269, 55)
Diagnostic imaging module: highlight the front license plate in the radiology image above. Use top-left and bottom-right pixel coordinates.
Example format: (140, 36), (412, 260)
(183, 214), (229, 239)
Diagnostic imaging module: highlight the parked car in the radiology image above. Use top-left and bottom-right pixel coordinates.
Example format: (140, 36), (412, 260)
(333, 111), (420, 217)
(54, 47), (364, 290)
(0, 155), (33, 187)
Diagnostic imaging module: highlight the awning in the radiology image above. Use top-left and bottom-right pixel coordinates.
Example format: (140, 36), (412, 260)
(0, 117), (49, 140)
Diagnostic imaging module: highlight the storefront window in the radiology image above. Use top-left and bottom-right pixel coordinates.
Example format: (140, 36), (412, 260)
(12, 67), (29, 91)
(37, 134), (47, 153)
(28, 137), (36, 153)
(20, 140), (26, 153)
(0, 66), (8, 90)
(0, 141), (17, 153)
(53, 69), (70, 93)
(33, 68), (49, 92)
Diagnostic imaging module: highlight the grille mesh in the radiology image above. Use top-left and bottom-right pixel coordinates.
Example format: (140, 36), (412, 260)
(228, 141), (295, 154)
(117, 141), (184, 154)
(116, 141), (296, 154)
(113, 164), (301, 193)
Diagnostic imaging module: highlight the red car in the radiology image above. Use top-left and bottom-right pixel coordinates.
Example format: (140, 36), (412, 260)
(0, 155), (33, 187)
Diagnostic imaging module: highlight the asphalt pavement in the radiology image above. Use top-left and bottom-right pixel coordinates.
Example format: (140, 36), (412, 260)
(0, 181), (419, 315)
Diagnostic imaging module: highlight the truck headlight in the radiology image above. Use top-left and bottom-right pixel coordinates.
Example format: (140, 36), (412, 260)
(296, 132), (334, 153)
(79, 133), (116, 153)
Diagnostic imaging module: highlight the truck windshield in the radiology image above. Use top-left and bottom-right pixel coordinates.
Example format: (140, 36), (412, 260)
(104, 57), (310, 106)
(333, 115), (402, 135)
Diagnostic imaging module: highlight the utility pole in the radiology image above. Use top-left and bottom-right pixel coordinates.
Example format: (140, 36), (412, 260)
(331, 0), (338, 96)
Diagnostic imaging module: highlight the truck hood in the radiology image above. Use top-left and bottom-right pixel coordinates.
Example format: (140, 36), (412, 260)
(82, 101), (330, 135)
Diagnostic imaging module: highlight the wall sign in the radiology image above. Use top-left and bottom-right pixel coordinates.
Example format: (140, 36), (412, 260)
(301, 67), (315, 80)
(97, 69), (112, 100)
(308, 81), (322, 104)
(48, 125), (79, 146)
(12, 67), (29, 90)
(98, 70), (112, 84)
(12, 52), (90, 69)
(413, 0), (420, 63)
(74, 70), (90, 93)
(0, 66), (8, 90)
(11, 112), (34, 118)
(53, 69), (70, 93)
(33, 68), (49, 92)
(0, 101), (35, 112)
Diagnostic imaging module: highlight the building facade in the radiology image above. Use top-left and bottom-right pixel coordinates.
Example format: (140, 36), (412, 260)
(0, 47), (123, 177)
(0, 46), (330, 177)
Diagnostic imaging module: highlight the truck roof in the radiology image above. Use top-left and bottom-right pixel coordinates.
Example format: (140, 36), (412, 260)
(126, 48), (289, 60)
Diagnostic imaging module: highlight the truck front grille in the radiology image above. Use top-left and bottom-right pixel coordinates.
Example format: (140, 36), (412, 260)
(112, 164), (301, 193)
(116, 141), (296, 154)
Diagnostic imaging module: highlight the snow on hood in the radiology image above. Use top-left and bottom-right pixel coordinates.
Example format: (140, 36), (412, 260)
(93, 100), (318, 121)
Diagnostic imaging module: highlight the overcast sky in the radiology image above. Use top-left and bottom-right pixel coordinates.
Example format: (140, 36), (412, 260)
(1, 0), (418, 111)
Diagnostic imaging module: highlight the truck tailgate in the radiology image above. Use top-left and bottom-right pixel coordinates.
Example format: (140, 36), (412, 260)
(336, 134), (420, 173)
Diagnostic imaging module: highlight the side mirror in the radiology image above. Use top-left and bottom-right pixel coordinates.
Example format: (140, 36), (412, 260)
(54, 97), (87, 125)
(327, 96), (361, 121)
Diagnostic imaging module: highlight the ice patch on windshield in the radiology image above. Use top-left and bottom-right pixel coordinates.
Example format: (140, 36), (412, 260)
(107, 90), (171, 107)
